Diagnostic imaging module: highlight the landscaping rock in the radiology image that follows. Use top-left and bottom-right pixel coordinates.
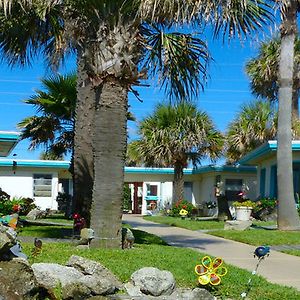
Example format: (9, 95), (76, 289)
(67, 255), (122, 292)
(224, 220), (252, 231)
(0, 224), (18, 260)
(129, 267), (176, 296)
(26, 208), (46, 220)
(0, 258), (38, 299)
(33, 258), (121, 298)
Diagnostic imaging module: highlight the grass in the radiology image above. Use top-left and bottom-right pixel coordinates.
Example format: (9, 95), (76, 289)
(282, 249), (300, 256)
(209, 229), (300, 246)
(17, 222), (300, 299)
(143, 216), (225, 230)
(143, 215), (275, 231)
(18, 225), (73, 238)
(21, 213), (73, 225)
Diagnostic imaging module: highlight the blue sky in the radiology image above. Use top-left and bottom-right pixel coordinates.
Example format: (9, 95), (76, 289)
(0, 29), (273, 162)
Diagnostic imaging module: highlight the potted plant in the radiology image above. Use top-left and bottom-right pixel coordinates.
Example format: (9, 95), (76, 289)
(233, 200), (256, 221)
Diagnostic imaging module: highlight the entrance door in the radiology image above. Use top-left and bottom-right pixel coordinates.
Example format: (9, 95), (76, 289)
(132, 182), (143, 214)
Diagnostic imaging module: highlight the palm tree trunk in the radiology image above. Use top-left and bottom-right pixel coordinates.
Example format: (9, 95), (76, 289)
(173, 163), (184, 204)
(73, 54), (95, 225)
(277, 0), (300, 230)
(90, 77), (127, 248)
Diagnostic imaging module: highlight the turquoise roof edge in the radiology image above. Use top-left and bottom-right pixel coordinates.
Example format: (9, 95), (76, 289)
(0, 160), (256, 174)
(0, 159), (70, 168)
(0, 131), (20, 141)
(238, 140), (300, 165)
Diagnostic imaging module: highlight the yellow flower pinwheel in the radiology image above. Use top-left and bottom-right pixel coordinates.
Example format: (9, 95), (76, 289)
(179, 209), (188, 216)
(195, 256), (227, 285)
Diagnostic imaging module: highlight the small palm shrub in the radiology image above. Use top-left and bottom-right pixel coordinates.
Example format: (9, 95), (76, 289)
(170, 200), (196, 217)
(0, 188), (36, 216)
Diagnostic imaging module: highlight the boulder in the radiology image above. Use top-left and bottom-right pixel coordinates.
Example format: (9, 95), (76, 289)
(0, 258), (38, 299)
(67, 255), (122, 294)
(26, 209), (46, 220)
(224, 220), (252, 231)
(0, 225), (17, 260)
(32, 257), (121, 299)
(129, 267), (176, 297)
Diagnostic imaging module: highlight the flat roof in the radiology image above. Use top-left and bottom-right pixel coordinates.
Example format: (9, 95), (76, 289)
(238, 140), (300, 165)
(0, 131), (20, 157)
(0, 160), (256, 174)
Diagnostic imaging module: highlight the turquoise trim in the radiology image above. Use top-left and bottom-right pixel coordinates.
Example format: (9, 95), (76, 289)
(0, 159), (70, 169)
(145, 196), (159, 201)
(124, 167), (193, 175)
(0, 132), (19, 141)
(239, 140), (300, 165)
(125, 165), (256, 175)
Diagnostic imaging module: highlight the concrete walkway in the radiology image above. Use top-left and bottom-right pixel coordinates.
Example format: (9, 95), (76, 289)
(123, 214), (300, 291)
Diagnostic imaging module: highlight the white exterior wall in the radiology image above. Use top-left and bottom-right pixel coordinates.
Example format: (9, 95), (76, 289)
(0, 167), (60, 210)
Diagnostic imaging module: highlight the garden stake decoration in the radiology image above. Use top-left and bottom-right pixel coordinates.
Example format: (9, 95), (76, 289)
(195, 256), (227, 285)
(179, 208), (188, 219)
(241, 246), (270, 298)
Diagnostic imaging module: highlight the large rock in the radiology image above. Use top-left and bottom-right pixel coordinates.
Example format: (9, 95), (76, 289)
(26, 209), (46, 220)
(0, 258), (38, 299)
(67, 255), (122, 293)
(129, 267), (176, 297)
(32, 257), (121, 299)
(0, 225), (17, 260)
(224, 220), (252, 231)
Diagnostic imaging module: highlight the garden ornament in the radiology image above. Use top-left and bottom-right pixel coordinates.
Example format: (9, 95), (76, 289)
(241, 246), (270, 298)
(195, 256), (227, 286)
(0, 213), (18, 229)
(31, 238), (43, 258)
(10, 242), (27, 259)
(121, 227), (135, 249)
(179, 209), (188, 217)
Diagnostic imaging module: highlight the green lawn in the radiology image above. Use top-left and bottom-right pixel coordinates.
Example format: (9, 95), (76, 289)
(143, 216), (225, 230)
(282, 249), (300, 256)
(20, 230), (300, 300)
(209, 229), (300, 246)
(143, 215), (275, 231)
(18, 225), (73, 238)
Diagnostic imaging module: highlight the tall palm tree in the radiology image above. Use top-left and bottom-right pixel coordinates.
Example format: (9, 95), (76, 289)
(277, 0), (300, 230)
(226, 100), (277, 163)
(246, 37), (300, 117)
(0, 0), (273, 247)
(130, 103), (224, 203)
(18, 73), (76, 158)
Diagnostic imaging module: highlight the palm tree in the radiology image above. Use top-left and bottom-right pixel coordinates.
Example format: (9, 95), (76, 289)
(130, 103), (224, 203)
(276, 0), (300, 230)
(18, 73), (76, 158)
(246, 37), (300, 117)
(226, 100), (277, 163)
(0, 0), (273, 247)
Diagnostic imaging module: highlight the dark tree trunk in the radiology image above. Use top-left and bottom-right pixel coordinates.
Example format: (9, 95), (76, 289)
(90, 77), (128, 248)
(73, 54), (95, 225)
(173, 163), (184, 204)
(277, 0), (300, 230)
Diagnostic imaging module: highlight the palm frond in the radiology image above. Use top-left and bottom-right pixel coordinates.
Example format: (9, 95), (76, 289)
(142, 25), (210, 101)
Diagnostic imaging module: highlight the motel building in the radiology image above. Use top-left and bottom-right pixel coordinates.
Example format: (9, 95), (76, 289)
(0, 131), (258, 216)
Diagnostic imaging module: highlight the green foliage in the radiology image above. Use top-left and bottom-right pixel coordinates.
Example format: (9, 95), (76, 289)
(233, 200), (256, 208)
(123, 184), (132, 211)
(0, 188), (36, 216)
(170, 200), (196, 217)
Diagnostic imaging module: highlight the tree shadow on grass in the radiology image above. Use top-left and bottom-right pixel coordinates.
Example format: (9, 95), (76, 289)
(19, 225), (73, 239)
(132, 229), (168, 246)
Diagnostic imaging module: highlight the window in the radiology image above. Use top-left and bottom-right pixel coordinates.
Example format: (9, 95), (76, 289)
(225, 179), (243, 201)
(33, 174), (52, 197)
(184, 182), (193, 202)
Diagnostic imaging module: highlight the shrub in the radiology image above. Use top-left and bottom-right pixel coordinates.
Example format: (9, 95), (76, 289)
(233, 200), (256, 208)
(252, 198), (277, 220)
(0, 188), (36, 216)
(170, 200), (195, 217)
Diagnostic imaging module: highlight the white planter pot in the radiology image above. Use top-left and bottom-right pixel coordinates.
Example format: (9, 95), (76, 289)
(235, 207), (252, 221)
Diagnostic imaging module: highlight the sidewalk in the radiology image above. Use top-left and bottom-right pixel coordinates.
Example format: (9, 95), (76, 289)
(123, 214), (300, 291)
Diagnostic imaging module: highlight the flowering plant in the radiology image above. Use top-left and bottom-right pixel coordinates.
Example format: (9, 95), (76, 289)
(233, 200), (256, 208)
(170, 200), (195, 217)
